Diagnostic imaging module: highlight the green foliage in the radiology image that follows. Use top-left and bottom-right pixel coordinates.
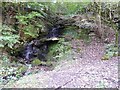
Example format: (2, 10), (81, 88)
(0, 24), (19, 49)
(0, 55), (10, 68)
(48, 38), (71, 61)
(63, 26), (79, 39)
(2, 2), (48, 42)
(16, 11), (44, 38)
(26, 2), (45, 9)
(17, 65), (28, 74)
(0, 63), (28, 85)
(64, 2), (90, 14)
(102, 43), (118, 60)
(16, 11), (44, 24)
(105, 44), (118, 57)
(85, 2), (119, 45)
(31, 59), (41, 66)
(79, 28), (91, 43)
(1, 55), (9, 62)
(45, 2), (90, 15)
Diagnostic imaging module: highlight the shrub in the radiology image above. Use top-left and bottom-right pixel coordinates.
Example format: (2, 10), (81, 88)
(0, 24), (19, 49)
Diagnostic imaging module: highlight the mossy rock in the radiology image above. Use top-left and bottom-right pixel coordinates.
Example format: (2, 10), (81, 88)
(39, 61), (53, 66)
(31, 59), (42, 66)
(17, 65), (28, 74)
(46, 37), (59, 41)
(32, 59), (53, 67)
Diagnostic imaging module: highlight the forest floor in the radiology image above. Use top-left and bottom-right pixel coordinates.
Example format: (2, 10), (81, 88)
(3, 36), (119, 88)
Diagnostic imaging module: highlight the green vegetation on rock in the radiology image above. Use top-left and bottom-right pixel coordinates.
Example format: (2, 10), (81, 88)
(47, 38), (71, 61)
(31, 59), (41, 66)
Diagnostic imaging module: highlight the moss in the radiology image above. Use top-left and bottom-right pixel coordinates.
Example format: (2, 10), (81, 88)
(40, 61), (53, 66)
(17, 65), (28, 74)
(101, 55), (109, 60)
(31, 59), (41, 66)
(63, 26), (79, 39)
(47, 38), (71, 61)
(31, 59), (53, 66)
(79, 28), (91, 43)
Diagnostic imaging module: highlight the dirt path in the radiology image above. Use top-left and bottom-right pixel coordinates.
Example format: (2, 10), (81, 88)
(3, 38), (118, 88)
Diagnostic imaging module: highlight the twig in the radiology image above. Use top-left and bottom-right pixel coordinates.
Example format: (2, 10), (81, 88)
(54, 78), (74, 90)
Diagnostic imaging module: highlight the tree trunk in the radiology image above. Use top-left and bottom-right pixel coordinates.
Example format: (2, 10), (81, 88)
(0, 10), (2, 59)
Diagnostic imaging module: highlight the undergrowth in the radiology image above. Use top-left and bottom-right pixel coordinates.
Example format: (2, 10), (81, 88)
(0, 24), (19, 49)
(47, 38), (71, 61)
(102, 43), (118, 60)
(79, 28), (91, 43)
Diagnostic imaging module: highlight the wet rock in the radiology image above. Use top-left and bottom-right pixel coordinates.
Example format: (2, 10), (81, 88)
(17, 65), (28, 74)
(46, 37), (59, 41)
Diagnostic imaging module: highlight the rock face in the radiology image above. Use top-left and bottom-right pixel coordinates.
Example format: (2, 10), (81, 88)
(47, 26), (60, 38)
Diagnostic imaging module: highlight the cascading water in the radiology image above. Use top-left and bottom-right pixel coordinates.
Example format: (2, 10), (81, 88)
(23, 43), (34, 61)
(19, 25), (63, 63)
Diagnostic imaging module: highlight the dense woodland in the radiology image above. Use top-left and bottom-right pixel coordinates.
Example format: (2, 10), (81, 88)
(0, 1), (120, 88)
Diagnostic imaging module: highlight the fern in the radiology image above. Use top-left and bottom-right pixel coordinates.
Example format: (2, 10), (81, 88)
(0, 24), (19, 49)
(15, 11), (44, 39)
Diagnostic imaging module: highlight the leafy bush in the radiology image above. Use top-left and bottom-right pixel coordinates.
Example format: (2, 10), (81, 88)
(46, 2), (90, 15)
(102, 43), (118, 60)
(63, 26), (79, 39)
(2, 2), (48, 42)
(16, 11), (44, 39)
(79, 28), (91, 43)
(105, 43), (118, 57)
(0, 24), (19, 49)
